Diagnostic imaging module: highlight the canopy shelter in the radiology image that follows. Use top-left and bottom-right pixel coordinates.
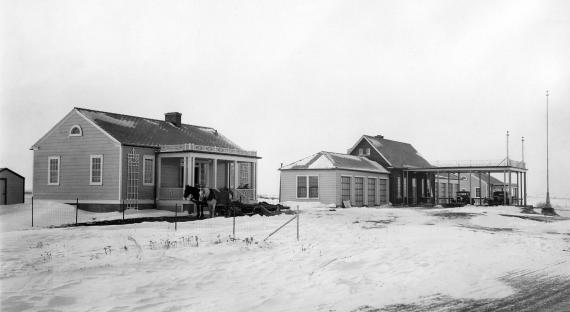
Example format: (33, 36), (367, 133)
(396, 159), (528, 207)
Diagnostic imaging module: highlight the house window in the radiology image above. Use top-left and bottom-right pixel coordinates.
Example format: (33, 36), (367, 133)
(309, 176), (319, 198)
(48, 156), (60, 185)
(90, 155), (103, 185)
(365, 148), (371, 155)
(239, 163), (251, 188)
(341, 176), (351, 202)
(69, 125), (82, 136)
(297, 176), (318, 198)
(143, 155), (155, 186)
(475, 187), (481, 197)
(358, 148), (363, 156)
(442, 183), (447, 197)
(297, 176), (307, 198)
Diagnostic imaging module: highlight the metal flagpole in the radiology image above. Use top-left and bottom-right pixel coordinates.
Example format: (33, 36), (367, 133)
(543, 90), (555, 215)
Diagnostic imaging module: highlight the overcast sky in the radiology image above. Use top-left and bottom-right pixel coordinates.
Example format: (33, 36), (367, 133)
(1, 0), (569, 199)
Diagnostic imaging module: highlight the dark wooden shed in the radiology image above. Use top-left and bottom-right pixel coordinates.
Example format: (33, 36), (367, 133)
(0, 168), (25, 205)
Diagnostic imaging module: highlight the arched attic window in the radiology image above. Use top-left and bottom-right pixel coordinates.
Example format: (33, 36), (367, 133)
(69, 125), (83, 137)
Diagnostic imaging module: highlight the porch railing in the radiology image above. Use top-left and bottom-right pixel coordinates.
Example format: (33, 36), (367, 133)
(234, 188), (256, 202)
(159, 187), (184, 200)
(160, 143), (257, 157)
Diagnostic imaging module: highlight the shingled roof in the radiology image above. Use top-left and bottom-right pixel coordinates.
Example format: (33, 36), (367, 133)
(75, 108), (247, 152)
(355, 135), (432, 168)
(280, 151), (389, 173)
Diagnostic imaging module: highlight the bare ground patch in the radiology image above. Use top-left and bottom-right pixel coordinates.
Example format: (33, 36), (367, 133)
(430, 212), (484, 220)
(352, 272), (570, 312)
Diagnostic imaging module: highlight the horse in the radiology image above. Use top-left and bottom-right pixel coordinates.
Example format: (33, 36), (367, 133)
(183, 185), (217, 219)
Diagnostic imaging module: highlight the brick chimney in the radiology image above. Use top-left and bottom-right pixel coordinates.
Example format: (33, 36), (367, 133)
(165, 112), (182, 127)
(375, 134), (384, 139)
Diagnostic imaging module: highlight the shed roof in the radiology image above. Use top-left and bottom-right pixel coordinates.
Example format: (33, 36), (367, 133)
(74, 108), (248, 152)
(353, 135), (432, 168)
(0, 168), (25, 180)
(280, 151), (389, 174)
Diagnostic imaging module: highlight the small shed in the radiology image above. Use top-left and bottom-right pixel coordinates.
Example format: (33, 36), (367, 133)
(0, 168), (25, 205)
(279, 151), (390, 207)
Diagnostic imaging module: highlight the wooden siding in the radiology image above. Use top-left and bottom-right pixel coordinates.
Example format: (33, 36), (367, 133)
(279, 170), (337, 205)
(0, 170), (25, 205)
(33, 110), (121, 201)
(349, 139), (391, 168)
(121, 146), (157, 201)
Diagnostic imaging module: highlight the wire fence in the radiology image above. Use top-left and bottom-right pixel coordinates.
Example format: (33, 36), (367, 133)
(25, 197), (299, 242)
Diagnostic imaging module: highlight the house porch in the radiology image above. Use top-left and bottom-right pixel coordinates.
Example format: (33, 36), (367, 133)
(155, 146), (258, 210)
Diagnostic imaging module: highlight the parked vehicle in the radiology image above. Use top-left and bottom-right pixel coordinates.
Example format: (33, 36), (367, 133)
(488, 191), (510, 206)
(455, 191), (473, 205)
(442, 191), (472, 208)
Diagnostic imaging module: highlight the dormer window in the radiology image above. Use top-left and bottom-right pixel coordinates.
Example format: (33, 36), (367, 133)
(358, 148), (363, 156)
(69, 125), (82, 136)
(365, 148), (371, 155)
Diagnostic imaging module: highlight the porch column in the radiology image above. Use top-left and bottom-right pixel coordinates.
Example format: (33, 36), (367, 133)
(156, 155), (162, 201)
(234, 160), (239, 189)
(509, 169), (513, 205)
(400, 171), (404, 205)
(213, 159), (218, 189)
(433, 173), (438, 205)
(487, 172), (491, 201)
(252, 161), (257, 192)
(183, 157), (188, 187)
(469, 171), (472, 199)
(189, 156), (194, 187)
(478, 172), (482, 205)
(503, 170), (507, 205)
(445, 172), (452, 204)
(516, 172), (520, 206)
(523, 172), (526, 206)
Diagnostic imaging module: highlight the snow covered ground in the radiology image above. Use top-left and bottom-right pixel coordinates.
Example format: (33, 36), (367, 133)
(1, 201), (569, 311)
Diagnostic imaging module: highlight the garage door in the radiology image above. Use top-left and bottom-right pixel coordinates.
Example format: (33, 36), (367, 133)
(379, 179), (387, 204)
(367, 178), (376, 206)
(341, 176), (351, 203)
(355, 177), (364, 207)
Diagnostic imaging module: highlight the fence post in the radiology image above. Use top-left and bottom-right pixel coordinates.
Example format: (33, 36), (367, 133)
(122, 200), (125, 221)
(233, 207), (236, 240)
(31, 196), (34, 227)
(76, 197), (79, 225)
(175, 204), (178, 231)
(296, 205), (299, 241)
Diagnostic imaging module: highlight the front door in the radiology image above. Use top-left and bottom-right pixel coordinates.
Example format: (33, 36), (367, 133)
(0, 178), (6, 205)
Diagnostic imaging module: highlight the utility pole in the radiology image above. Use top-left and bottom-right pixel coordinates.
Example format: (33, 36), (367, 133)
(521, 136), (525, 167)
(543, 90), (556, 215)
(507, 131), (511, 204)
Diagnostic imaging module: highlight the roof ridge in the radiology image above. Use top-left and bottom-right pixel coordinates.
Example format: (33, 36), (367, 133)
(366, 135), (412, 146)
(75, 107), (217, 131)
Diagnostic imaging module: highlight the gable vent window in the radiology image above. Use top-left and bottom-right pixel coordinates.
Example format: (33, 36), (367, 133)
(69, 125), (82, 137)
